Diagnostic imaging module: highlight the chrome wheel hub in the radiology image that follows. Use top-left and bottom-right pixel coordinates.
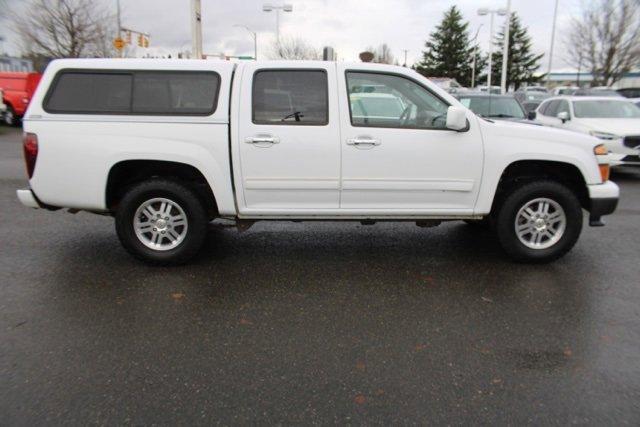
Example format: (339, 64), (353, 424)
(133, 198), (188, 251)
(515, 197), (566, 250)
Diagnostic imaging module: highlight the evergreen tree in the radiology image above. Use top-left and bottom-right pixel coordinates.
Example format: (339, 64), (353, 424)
(489, 13), (545, 90)
(414, 6), (478, 87)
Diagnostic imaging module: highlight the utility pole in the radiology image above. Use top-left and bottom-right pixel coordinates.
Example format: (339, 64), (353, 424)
(402, 49), (408, 67)
(116, 0), (123, 58)
(500, 0), (511, 94)
(547, 0), (559, 83)
(191, 0), (203, 59)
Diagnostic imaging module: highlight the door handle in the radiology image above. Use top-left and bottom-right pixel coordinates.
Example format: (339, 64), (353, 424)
(346, 138), (381, 147)
(245, 135), (280, 145)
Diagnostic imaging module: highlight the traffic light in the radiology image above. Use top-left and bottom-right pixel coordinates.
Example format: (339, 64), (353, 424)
(125, 31), (131, 44)
(138, 34), (144, 47)
(143, 37), (149, 48)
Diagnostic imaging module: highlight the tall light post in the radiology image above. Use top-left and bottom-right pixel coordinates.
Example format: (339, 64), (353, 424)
(470, 24), (483, 88)
(262, 3), (293, 45)
(234, 25), (258, 60)
(499, 0), (511, 93)
(478, 7), (507, 91)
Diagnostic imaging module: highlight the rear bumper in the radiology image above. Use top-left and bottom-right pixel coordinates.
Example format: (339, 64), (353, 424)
(17, 189), (40, 208)
(587, 181), (619, 226)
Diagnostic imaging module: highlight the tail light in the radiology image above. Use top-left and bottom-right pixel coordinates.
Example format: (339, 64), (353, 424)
(23, 132), (38, 179)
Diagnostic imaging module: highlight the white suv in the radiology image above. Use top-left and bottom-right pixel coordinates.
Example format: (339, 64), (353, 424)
(535, 96), (640, 166)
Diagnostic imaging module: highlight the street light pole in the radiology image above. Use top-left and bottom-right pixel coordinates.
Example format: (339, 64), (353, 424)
(262, 4), (293, 45)
(234, 25), (258, 60)
(470, 24), (483, 88)
(478, 7), (507, 91)
(500, 0), (511, 94)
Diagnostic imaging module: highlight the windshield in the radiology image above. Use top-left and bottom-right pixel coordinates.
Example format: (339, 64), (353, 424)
(573, 100), (640, 118)
(459, 97), (525, 119)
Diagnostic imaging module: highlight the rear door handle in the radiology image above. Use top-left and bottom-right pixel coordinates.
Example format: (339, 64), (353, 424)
(245, 135), (280, 146)
(347, 138), (381, 147)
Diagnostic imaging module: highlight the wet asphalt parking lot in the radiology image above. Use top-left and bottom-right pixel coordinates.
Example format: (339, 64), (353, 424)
(1, 126), (639, 424)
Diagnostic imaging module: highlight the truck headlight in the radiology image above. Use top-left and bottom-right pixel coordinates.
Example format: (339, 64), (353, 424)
(589, 131), (620, 140)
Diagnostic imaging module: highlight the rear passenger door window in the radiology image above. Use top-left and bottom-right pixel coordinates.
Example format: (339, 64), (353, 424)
(252, 70), (328, 125)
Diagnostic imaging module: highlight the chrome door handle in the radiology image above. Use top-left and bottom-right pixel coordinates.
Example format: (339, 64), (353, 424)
(346, 138), (381, 146)
(245, 135), (280, 145)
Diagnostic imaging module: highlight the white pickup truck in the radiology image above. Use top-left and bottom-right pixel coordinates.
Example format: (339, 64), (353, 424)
(17, 59), (619, 265)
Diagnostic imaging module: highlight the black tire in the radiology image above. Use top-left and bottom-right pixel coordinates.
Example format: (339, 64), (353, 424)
(115, 179), (208, 265)
(495, 180), (583, 263)
(3, 105), (18, 126)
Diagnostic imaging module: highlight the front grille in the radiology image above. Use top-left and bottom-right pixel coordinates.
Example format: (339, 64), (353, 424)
(623, 135), (640, 148)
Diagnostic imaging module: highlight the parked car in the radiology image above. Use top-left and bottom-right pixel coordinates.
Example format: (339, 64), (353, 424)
(535, 96), (640, 167)
(553, 86), (579, 96)
(476, 85), (502, 94)
(17, 59), (618, 264)
(514, 87), (550, 105)
(521, 100), (543, 114)
(0, 88), (6, 117)
(350, 92), (406, 124)
(573, 88), (622, 97)
(429, 77), (468, 94)
(0, 72), (42, 126)
(455, 93), (538, 123)
(617, 88), (640, 99)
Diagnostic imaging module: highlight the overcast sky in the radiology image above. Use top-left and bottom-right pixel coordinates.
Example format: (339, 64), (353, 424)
(1, 0), (584, 71)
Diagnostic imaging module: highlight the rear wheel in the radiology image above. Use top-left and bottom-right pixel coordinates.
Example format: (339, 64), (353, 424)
(495, 180), (583, 263)
(3, 105), (18, 126)
(115, 179), (208, 265)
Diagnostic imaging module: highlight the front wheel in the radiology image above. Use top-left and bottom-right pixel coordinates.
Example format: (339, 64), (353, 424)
(495, 181), (583, 263)
(115, 179), (208, 265)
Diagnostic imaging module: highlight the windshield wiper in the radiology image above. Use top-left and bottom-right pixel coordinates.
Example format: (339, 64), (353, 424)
(281, 111), (305, 122)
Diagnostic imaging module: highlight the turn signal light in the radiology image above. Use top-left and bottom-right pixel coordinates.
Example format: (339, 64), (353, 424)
(594, 144), (608, 155)
(599, 164), (610, 182)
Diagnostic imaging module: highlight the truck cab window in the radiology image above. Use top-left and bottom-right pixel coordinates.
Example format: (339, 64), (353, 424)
(346, 72), (449, 129)
(252, 70), (328, 125)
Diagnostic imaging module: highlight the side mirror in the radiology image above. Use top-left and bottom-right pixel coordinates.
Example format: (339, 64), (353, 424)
(446, 106), (468, 131)
(527, 111), (537, 120)
(557, 111), (569, 123)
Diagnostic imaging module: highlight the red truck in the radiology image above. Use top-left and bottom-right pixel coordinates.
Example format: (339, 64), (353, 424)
(0, 72), (42, 126)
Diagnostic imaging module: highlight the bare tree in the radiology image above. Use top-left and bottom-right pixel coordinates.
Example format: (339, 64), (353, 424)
(268, 37), (320, 60)
(11, 0), (116, 58)
(565, 0), (640, 86)
(365, 43), (396, 65)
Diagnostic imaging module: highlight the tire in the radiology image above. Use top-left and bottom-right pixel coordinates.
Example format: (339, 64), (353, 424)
(3, 105), (18, 126)
(115, 179), (208, 265)
(495, 180), (583, 263)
